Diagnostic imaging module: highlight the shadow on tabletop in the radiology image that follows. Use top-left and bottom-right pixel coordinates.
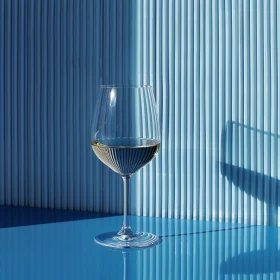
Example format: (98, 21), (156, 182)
(0, 206), (118, 229)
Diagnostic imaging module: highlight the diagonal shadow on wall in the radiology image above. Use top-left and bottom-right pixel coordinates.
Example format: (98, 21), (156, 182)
(220, 121), (280, 226)
(220, 121), (280, 275)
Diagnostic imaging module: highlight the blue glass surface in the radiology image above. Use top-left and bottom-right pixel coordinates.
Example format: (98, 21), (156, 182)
(0, 211), (279, 279)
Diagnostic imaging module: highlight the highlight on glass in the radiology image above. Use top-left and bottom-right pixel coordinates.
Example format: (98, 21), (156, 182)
(90, 85), (161, 249)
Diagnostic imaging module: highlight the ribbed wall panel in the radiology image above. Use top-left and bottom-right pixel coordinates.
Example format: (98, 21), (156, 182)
(131, 0), (280, 226)
(0, 0), (132, 214)
(1, 0), (280, 226)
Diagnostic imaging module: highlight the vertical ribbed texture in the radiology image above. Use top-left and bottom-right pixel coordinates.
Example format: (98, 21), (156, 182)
(1, 0), (280, 226)
(131, 0), (280, 226)
(0, 0), (132, 213)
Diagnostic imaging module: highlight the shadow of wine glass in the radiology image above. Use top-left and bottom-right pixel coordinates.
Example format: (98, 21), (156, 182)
(220, 120), (280, 225)
(220, 121), (280, 276)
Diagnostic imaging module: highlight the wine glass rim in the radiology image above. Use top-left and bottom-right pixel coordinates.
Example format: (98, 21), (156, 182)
(100, 84), (152, 89)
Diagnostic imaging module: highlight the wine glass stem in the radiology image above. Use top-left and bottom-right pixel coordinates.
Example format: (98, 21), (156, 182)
(122, 175), (130, 228)
(118, 175), (135, 238)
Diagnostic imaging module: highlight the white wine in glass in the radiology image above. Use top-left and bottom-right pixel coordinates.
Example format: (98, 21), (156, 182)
(91, 85), (161, 249)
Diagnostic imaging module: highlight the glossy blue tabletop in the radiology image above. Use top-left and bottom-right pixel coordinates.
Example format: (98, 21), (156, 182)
(0, 208), (279, 279)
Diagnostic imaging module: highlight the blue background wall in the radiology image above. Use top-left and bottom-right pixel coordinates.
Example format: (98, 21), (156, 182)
(0, 0), (131, 213)
(1, 0), (280, 226)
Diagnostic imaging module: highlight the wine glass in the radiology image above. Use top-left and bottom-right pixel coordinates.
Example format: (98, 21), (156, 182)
(91, 85), (161, 249)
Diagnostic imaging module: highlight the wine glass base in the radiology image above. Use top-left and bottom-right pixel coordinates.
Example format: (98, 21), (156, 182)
(94, 231), (161, 249)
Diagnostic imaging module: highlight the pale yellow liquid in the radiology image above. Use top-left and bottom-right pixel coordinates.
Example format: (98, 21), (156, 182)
(91, 138), (160, 176)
